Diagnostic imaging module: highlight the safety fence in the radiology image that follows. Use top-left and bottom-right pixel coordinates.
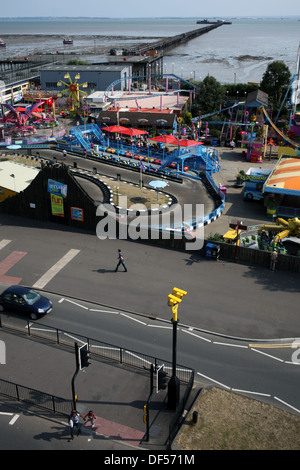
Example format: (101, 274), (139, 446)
(0, 315), (195, 419)
(0, 377), (72, 416)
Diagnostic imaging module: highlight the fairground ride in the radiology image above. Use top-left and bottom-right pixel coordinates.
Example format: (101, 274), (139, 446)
(57, 73), (88, 111)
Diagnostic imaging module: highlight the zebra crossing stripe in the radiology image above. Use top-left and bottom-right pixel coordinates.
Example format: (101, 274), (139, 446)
(32, 249), (80, 289)
(0, 240), (11, 250)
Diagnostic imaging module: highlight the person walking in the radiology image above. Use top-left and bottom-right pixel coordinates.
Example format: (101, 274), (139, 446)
(270, 248), (278, 271)
(63, 149), (67, 160)
(84, 410), (96, 428)
(115, 249), (127, 272)
(68, 409), (85, 441)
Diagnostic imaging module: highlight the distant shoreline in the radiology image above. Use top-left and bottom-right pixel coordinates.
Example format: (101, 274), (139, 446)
(0, 15), (300, 20)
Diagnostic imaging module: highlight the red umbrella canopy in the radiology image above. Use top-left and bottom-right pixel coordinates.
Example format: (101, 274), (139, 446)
(178, 139), (203, 146)
(150, 135), (180, 144)
(101, 125), (128, 133)
(121, 128), (148, 136)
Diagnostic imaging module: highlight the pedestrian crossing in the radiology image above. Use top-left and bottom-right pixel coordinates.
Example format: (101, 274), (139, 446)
(0, 239), (80, 288)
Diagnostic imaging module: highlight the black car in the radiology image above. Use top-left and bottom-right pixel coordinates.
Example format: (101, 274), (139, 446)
(0, 285), (52, 320)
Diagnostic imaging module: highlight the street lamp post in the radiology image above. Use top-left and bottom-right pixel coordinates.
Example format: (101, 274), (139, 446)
(167, 287), (187, 410)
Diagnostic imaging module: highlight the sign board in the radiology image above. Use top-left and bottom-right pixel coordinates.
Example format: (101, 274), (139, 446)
(47, 179), (67, 198)
(71, 207), (84, 222)
(229, 222), (247, 231)
(51, 193), (64, 217)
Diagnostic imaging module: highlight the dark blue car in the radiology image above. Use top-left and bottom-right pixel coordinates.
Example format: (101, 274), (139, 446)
(0, 285), (52, 320)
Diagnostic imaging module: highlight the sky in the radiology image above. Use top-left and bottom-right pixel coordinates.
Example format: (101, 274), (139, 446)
(1, 0), (300, 18)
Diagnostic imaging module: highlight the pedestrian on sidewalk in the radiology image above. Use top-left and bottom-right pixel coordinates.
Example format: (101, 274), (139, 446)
(270, 248), (278, 271)
(63, 149), (67, 160)
(84, 410), (96, 428)
(115, 249), (127, 272)
(68, 409), (85, 441)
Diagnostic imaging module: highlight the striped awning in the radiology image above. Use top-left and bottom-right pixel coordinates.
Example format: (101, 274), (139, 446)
(264, 157), (300, 195)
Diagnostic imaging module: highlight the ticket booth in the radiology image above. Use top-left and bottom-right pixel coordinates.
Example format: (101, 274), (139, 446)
(222, 229), (241, 245)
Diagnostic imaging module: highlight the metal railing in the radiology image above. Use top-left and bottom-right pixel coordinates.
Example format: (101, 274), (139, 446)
(0, 314), (194, 393)
(0, 377), (72, 416)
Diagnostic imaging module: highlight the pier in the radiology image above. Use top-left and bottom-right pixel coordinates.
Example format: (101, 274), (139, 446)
(111, 22), (226, 57)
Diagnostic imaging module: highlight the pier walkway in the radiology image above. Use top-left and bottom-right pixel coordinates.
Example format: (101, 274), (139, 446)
(134, 22), (225, 55)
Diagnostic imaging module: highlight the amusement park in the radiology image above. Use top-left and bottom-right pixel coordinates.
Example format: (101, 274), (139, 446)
(0, 39), (300, 267)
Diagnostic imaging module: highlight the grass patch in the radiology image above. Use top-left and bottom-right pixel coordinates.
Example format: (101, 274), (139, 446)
(174, 387), (300, 450)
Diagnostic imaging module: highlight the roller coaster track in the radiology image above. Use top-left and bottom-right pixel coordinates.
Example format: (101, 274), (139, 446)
(260, 106), (300, 150)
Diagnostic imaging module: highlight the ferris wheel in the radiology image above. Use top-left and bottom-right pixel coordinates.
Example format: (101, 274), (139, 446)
(57, 72), (88, 110)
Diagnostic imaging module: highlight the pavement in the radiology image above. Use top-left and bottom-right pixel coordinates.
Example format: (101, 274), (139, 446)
(0, 328), (200, 451)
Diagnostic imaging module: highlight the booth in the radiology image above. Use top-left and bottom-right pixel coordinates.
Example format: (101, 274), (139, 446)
(222, 229), (241, 245)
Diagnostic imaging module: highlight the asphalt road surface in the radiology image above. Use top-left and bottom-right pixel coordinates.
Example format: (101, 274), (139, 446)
(0, 212), (299, 339)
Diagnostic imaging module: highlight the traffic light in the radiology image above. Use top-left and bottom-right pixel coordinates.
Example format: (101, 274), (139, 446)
(79, 343), (91, 369)
(156, 365), (168, 392)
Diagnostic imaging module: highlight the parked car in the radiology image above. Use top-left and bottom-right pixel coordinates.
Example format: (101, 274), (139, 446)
(0, 285), (52, 320)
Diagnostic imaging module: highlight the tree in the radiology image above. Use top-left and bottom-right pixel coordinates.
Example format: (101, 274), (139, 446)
(260, 61), (291, 115)
(196, 75), (225, 115)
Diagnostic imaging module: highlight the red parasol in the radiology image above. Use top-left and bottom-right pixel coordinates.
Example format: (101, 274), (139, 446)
(121, 128), (148, 136)
(101, 125), (128, 133)
(177, 139), (203, 146)
(150, 135), (180, 144)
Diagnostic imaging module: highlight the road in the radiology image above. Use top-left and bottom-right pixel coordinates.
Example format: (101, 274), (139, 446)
(1, 285), (300, 416)
(0, 213), (299, 339)
(0, 215), (300, 451)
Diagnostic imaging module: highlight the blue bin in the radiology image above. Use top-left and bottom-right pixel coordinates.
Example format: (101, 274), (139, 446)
(205, 243), (220, 260)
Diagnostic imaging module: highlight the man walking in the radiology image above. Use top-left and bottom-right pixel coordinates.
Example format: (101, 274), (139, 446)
(68, 409), (85, 441)
(115, 249), (127, 272)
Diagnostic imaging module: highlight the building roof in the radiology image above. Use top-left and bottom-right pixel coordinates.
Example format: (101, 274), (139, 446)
(0, 161), (40, 193)
(245, 89), (268, 108)
(97, 110), (177, 129)
(264, 157), (300, 195)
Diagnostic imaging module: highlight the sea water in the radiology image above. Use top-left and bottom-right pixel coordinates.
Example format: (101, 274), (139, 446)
(0, 17), (299, 84)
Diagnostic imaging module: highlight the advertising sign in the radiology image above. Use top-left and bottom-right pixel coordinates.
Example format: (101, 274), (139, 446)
(47, 179), (67, 198)
(51, 193), (64, 217)
(71, 207), (84, 222)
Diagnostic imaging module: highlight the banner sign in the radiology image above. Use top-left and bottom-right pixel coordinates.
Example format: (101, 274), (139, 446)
(51, 194), (64, 217)
(71, 207), (84, 222)
(47, 179), (67, 198)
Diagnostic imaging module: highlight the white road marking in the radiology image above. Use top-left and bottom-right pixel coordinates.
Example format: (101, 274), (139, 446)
(0, 240), (11, 250)
(120, 313), (147, 325)
(213, 341), (248, 348)
(89, 308), (119, 314)
(0, 412), (20, 425)
(274, 397), (300, 414)
(232, 388), (271, 397)
(9, 414), (20, 425)
(251, 348), (284, 362)
(197, 372), (231, 390)
(147, 324), (172, 329)
(32, 249), (80, 289)
(61, 298), (88, 310)
(182, 329), (211, 342)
